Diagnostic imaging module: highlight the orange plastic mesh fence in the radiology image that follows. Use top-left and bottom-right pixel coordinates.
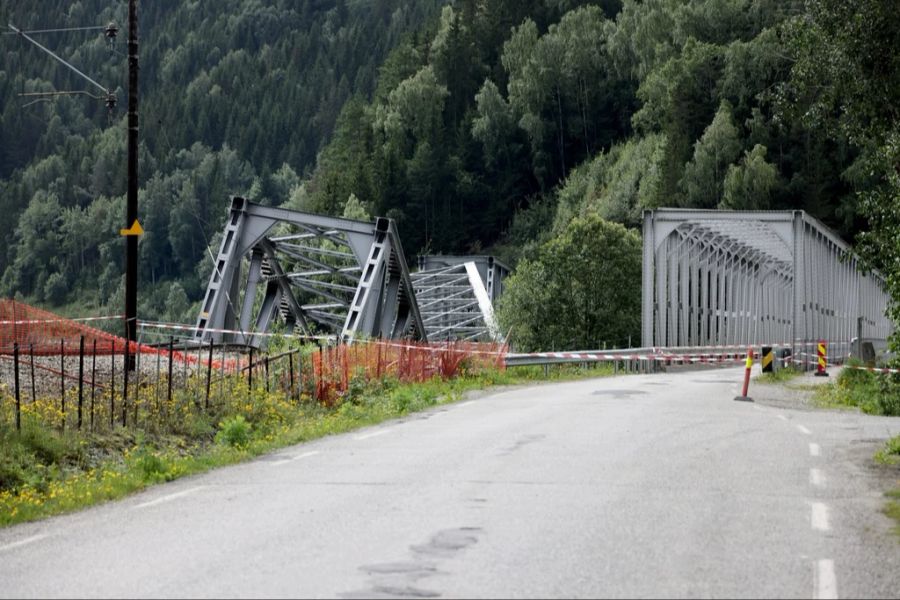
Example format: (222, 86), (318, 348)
(0, 299), (167, 358)
(311, 340), (507, 405)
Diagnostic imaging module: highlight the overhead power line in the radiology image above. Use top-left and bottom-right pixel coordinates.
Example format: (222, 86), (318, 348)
(8, 23), (110, 95)
(3, 25), (107, 35)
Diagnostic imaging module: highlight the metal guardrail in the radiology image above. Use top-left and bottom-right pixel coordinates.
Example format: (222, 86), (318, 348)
(504, 340), (888, 369)
(503, 346), (721, 368)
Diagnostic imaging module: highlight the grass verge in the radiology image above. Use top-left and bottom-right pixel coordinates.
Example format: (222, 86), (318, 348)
(813, 365), (900, 416)
(875, 435), (900, 466)
(0, 362), (613, 527)
(755, 367), (804, 385)
(885, 490), (900, 537)
(875, 435), (900, 538)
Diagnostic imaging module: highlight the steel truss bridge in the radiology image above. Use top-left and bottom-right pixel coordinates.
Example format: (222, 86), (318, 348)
(194, 198), (505, 347)
(641, 209), (893, 361)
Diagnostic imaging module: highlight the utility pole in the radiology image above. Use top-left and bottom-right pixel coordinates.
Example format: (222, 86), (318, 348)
(125, 0), (139, 369)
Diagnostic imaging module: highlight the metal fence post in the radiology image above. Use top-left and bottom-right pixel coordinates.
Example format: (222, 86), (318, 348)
(110, 339), (116, 429)
(60, 339), (66, 430)
(122, 340), (130, 427)
(78, 336), (84, 430)
(29, 343), (36, 403)
(167, 337), (174, 406)
(289, 350), (295, 404)
(155, 343), (162, 411)
(248, 347), (254, 399)
(205, 340), (213, 411)
(220, 343), (226, 399)
(91, 340), (97, 432)
(13, 342), (21, 432)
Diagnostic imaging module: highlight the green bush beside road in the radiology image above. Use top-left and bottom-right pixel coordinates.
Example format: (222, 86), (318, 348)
(815, 365), (900, 416)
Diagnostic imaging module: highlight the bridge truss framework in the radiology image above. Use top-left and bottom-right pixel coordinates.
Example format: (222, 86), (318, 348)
(194, 197), (425, 346)
(641, 209), (892, 360)
(194, 198), (505, 347)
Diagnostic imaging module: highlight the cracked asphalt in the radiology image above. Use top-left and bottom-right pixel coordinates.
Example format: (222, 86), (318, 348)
(0, 367), (898, 598)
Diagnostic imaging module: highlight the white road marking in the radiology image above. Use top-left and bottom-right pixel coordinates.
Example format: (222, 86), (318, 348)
(797, 425), (813, 435)
(0, 534), (48, 553)
(752, 404), (763, 411)
(295, 450), (320, 459)
(815, 559), (838, 599)
(810, 468), (826, 488)
(134, 486), (205, 509)
(457, 401), (475, 408)
(811, 502), (831, 532)
(777, 414), (788, 421)
(271, 450), (320, 467)
(354, 429), (391, 441)
(809, 443), (821, 457)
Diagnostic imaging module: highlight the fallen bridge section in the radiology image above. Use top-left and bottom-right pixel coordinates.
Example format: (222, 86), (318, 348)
(193, 197), (425, 346)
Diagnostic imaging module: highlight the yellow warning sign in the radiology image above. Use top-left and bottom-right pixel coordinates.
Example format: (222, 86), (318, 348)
(120, 220), (144, 236)
(762, 352), (773, 369)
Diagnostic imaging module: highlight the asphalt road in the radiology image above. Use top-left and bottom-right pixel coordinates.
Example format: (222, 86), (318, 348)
(1, 367), (898, 599)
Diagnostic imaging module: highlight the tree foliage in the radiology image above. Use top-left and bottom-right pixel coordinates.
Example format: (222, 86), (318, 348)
(497, 214), (641, 352)
(784, 0), (900, 351)
(680, 101), (742, 208)
(720, 144), (779, 210)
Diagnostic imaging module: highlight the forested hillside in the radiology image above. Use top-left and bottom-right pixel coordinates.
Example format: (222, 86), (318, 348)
(307, 0), (864, 263)
(0, 0), (445, 319)
(0, 0), (897, 346)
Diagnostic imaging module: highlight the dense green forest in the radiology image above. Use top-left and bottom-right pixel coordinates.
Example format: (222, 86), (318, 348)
(0, 0), (446, 319)
(0, 0), (897, 350)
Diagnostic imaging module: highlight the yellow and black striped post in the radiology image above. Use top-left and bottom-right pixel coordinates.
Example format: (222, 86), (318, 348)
(761, 346), (774, 373)
(815, 340), (829, 377)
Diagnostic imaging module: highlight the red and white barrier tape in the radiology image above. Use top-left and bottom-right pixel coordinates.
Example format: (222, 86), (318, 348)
(792, 354), (900, 375)
(0, 315), (123, 326)
(510, 347), (900, 374)
(360, 338), (507, 356)
(506, 350), (757, 364)
(841, 364), (900, 375)
(136, 320), (332, 341)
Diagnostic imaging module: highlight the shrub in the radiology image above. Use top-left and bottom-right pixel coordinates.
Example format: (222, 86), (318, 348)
(821, 368), (900, 416)
(392, 388), (415, 413)
(837, 362), (874, 388)
(0, 440), (28, 491)
(875, 378), (900, 416)
(875, 435), (900, 464)
(497, 214), (641, 352)
(215, 415), (252, 448)
(132, 449), (168, 482)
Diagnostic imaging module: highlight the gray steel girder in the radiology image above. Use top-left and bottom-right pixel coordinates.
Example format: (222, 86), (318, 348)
(194, 197), (426, 346)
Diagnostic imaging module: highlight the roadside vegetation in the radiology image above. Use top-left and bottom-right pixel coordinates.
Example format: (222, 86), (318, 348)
(755, 366), (804, 385)
(814, 371), (900, 538)
(0, 361), (612, 527)
(813, 365), (900, 417)
(755, 362), (900, 536)
(874, 435), (900, 537)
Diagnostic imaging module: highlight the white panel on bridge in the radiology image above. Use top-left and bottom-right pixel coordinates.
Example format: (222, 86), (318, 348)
(410, 261), (504, 342)
(641, 209), (892, 360)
